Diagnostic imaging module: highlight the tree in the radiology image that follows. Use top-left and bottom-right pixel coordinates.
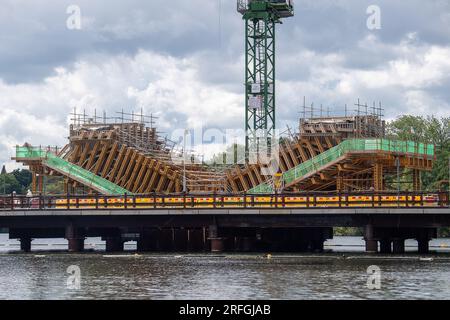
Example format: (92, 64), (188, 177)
(0, 174), (22, 195)
(387, 115), (450, 191)
(12, 169), (32, 190)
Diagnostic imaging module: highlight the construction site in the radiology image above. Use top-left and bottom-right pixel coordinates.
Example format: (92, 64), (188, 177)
(13, 102), (434, 197)
(5, 1), (444, 254)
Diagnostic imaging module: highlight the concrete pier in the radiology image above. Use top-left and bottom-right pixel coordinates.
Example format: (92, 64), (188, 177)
(380, 239), (392, 254)
(364, 225), (378, 253)
(20, 237), (32, 252)
(392, 239), (405, 254)
(65, 225), (85, 253)
(105, 237), (124, 252)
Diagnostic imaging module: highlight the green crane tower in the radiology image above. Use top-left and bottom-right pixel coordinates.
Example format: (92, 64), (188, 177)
(237, 0), (294, 161)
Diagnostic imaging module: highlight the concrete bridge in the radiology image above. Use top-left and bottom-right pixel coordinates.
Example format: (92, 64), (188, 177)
(0, 192), (449, 254)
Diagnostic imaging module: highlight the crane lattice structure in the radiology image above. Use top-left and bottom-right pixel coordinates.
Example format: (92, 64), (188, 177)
(238, 0), (294, 161)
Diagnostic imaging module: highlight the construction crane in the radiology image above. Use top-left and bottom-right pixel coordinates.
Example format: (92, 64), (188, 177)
(237, 0), (294, 161)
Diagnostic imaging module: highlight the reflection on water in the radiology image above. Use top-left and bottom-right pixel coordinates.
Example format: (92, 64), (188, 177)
(1, 235), (450, 300)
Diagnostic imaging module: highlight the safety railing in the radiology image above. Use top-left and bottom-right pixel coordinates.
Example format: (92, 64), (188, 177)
(0, 191), (448, 211)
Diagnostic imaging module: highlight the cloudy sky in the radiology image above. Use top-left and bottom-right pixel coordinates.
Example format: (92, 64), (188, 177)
(1, 0), (450, 169)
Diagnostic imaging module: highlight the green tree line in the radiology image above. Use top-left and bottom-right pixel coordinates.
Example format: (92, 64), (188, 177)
(0, 168), (32, 194)
(386, 115), (450, 191)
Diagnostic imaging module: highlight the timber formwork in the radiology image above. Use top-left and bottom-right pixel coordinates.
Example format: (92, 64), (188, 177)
(21, 122), (227, 194)
(225, 115), (432, 193)
(17, 115), (433, 195)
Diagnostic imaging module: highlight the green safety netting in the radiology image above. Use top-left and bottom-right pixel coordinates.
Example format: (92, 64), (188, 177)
(16, 146), (130, 195)
(248, 139), (435, 194)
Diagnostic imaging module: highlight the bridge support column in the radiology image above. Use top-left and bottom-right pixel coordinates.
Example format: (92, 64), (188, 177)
(392, 239), (405, 254)
(418, 238), (430, 254)
(66, 225), (85, 253)
(364, 225), (378, 253)
(208, 225), (225, 253)
(416, 228), (436, 254)
(105, 237), (124, 252)
(68, 238), (85, 253)
(380, 239), (392, 254)
(20, 237), (32, 252)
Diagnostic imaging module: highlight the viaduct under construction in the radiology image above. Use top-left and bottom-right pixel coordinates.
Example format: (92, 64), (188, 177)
(15, 108), (433, 197)
(4, 1), (447, 255)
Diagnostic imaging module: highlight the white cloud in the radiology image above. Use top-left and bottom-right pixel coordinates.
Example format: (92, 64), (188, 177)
(0, 50), (244, 167)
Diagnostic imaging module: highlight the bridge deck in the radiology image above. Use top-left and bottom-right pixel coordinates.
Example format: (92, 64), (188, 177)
(0, 207), (448, 217)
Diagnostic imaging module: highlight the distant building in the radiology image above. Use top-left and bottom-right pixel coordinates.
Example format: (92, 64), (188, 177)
(1, 165), (6, 175)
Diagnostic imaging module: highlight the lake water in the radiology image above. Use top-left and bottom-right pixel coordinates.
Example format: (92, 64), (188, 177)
(1, 234), (450, 300)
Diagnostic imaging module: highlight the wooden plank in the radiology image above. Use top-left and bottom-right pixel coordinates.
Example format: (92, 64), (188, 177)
(294, 139), (309, 162)
(324, 136), (334, 149)
(285, 142), (300, 166)
(85, 141), (101, 171)
(137, 163), (153, 193)
(132, 157), (149, 192)
(126, 153), (145, 190)
(114, 148), (132, 184)
(252, 165), (264, 184)
(303, 139), (317, 158)
(108, 145), (126, 181)
(101, 142), (119, 178)
(156, 167), (169, 192)
(226, 170), (239, 193)
(68, 144), (81, 163)
(77, 143), (90, 167)
(314, 137), (325, 154)
(146, 162), (162, 193)
(246, 165), (258, 188)
(279, 146), (291, 170)
(119, 150), (138, 186)
(236, 166), (249, 191)
(92, 141), (110, 175)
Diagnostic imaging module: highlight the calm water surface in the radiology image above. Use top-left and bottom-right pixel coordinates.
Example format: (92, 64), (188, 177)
(1, 234), (450, 300)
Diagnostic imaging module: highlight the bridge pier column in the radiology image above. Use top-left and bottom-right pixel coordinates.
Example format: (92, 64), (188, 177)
(392, 239), (405, 254)
(20, 237), (32, 252)
(364, 225), (378, 253)
(65, 225), (85, 253)
(68, 238), (85, 253)
(208, 225), (225, 253)
(380, 239), (392, 254)
(311, 228), (332, 253)
(416, 228), (436, 254)
(105, 237), (124, 252)
(418, 238), (430, 254)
